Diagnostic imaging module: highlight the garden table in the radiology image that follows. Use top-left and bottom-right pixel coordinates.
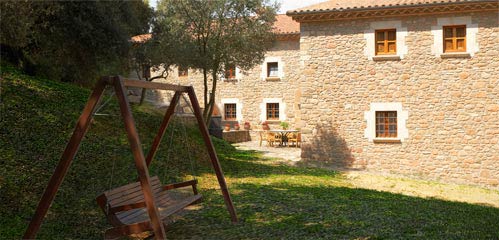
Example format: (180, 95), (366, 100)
(269, 129), (299, 146)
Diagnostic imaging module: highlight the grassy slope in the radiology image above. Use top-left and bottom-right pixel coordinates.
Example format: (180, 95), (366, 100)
(1, 65), (499, 239)
(0, 65), (215, 238)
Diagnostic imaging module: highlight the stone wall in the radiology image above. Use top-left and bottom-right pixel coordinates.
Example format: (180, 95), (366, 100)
(299, 12), (499, 189)
(222, 130), (251, 143)
(147, 11), (499, 189)
(152, 39), (303, 131)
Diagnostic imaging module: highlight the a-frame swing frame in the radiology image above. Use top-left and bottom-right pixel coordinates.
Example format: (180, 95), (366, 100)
(23, 76), (238, 239)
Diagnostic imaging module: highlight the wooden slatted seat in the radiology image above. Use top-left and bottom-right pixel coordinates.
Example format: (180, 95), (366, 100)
(23, 78), (237, 239)
(96, 176), (202, 239)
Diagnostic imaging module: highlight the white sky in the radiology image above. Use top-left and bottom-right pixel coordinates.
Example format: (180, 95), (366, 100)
(148, 0), (328, 13)
(274, 0), (327, 13)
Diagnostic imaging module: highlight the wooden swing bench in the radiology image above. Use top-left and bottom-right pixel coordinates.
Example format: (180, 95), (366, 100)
(96, 176), (202, 238)
(23, 76), (237, 240)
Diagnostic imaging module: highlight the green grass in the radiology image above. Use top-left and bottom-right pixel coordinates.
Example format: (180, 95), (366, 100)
(1, 65), (499, 239)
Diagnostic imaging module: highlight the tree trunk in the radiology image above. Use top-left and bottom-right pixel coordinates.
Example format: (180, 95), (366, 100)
(135, 68), (147, 106)
(202, 67), (209, 118)
(139, 87), (147, 105)
(205, 70), (218, 126)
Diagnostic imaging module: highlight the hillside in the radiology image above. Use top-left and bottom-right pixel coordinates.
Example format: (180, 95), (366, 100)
(0, 65), (230, 238)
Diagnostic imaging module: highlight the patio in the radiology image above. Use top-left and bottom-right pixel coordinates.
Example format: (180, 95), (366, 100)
(233, 140), (302, 162)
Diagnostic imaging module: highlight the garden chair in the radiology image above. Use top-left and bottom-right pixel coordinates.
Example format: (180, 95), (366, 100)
(288, 132), (301, 147)
(266, 132), (281, 147)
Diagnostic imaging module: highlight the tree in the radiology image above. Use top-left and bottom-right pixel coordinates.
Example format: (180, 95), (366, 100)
(130, 34), (171, 105)
(153, 0), (277, 125)
(129, 31), (180, 105)
(0, 0), (153, 85)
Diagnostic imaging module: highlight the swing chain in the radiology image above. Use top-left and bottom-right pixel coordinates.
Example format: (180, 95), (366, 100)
(93, 87), (116, 116)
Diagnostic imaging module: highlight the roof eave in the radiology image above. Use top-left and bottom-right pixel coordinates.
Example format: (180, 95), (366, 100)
(275, 32), (300, 41)
(287, 1), (499, 22)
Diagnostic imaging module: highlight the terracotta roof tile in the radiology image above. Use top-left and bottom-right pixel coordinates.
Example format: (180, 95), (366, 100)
(273, 14), (300, 34)
(130, 14), (299, 43)
(288, 0), (493, 14)
(130, 33), (152, 43)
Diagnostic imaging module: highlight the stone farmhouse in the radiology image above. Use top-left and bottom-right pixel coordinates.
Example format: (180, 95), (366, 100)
(144, 0), (499, 189)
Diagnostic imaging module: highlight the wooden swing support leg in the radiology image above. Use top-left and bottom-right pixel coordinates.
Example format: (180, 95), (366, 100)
(23, 77), (167, 239)
(112, 76), (166, 239)
(144, 87), (238, 223)
(23, 77), (237, 239)
(23, 78), (108, 239)
(145, 91), (181, 166)
(187, 87), (238, 223)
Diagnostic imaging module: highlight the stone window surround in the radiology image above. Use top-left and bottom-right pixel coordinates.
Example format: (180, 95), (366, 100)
(221, 98), (242, 121)
(261, 57), (284, 80)
(431, 16), (478, 58)
(260, 98), (286, 122)
(221, 66), (242, 82)
(364, 20), (408, 61)
(364, 102), (408, 143)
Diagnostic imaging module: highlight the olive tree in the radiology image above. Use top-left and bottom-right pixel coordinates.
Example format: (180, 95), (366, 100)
(153, 0), (277, 125)
(0, 0), (152, 84)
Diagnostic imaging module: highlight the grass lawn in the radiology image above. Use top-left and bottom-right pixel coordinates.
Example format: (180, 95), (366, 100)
(1, 65), (499, 239)
(164, 149), (499, 239)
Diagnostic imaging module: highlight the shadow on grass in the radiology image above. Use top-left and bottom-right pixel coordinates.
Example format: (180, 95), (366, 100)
(207, 147), (341, 179)
(168, 182), (499, 240)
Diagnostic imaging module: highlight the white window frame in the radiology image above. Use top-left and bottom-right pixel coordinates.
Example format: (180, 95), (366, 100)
(221, 98), (242, 121)
(364, 102), (408, 142)
(261, 57), (284, 80)
(431, 16), (478, 58)
(260, 98), (286, 122)
(363, 20), (408, 61)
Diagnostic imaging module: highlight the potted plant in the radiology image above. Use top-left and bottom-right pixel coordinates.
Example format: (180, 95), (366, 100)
(261, 121), (270, 130)
(224, 123), (231, 131)
(280, 121), (289, 130)
(244, 121), (251, 130)
(234, 123), (240, 130)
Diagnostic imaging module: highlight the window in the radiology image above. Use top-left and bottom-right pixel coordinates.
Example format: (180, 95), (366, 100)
(365, 103), (408, 142)
(266, 103), (279, 120)
(443, 25), (466, 52)
(225, 64), (236, 80)
(432, 17), (477, 58)
(261, 57), (284, 80)
(224, 103), (237, 121)
(375, 29), (396, 55)
(267, 62), (278, 77)
(222, 98), (242, 121)
(260, 98), (286, 122)
(178, 66), (188, 77)
(375, 111), (397, 138)
(365, 21), (408, 60)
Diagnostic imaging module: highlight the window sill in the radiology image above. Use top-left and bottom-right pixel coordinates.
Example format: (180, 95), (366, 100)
(440, 52), (471, 59)
(372, 55), (401, 61)
(264, 120), (281, 124)
(223, 78), (238, 82)
(373, 138), (401, 143)
(265, 77), (281, 81)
